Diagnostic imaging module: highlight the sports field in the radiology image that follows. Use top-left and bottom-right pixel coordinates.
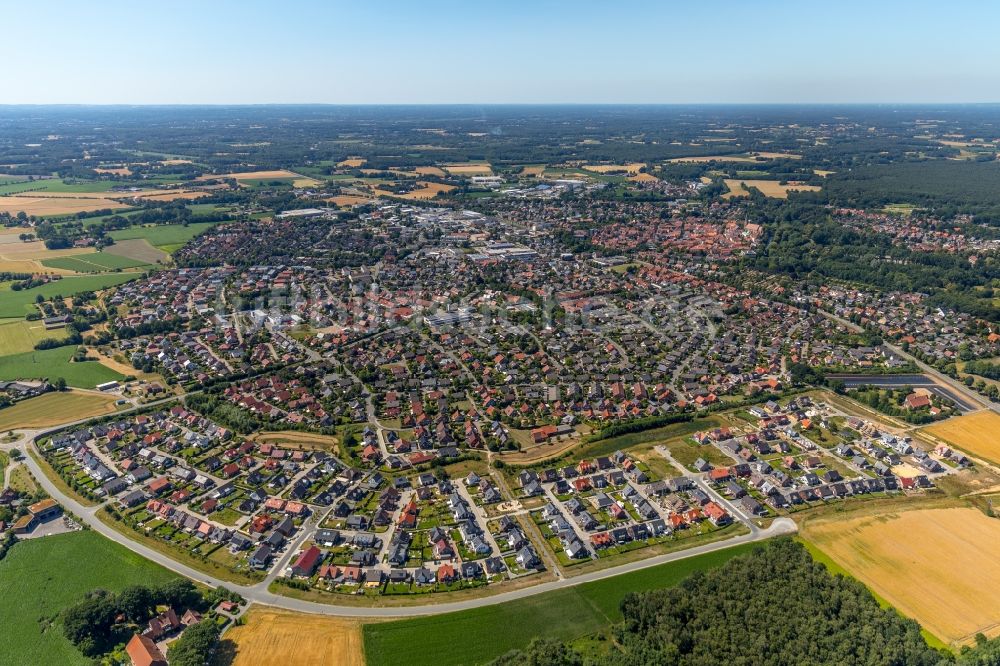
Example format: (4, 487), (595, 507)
(921, 410), (1000, 466)
(0, 530), (177, 666)
(0, 391), (119, 430)
(0, 274), (137, 317)
(363, 543), (755, 666)
(224, 608), (364, 666)
(804, 506), (1000, 646)
(0, 345), (125, 388)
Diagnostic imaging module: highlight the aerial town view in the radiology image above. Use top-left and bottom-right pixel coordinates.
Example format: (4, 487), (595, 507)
(3, 2), (1000, 665)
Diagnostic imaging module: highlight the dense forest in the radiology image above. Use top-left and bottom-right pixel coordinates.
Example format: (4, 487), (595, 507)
(492, 540), (1000, 666)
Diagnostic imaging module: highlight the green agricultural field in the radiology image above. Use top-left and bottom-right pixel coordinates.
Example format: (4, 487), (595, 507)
(0, 317), (54, 354)
(0, 345), (124, 388)
(40, 252), (150, 273)
(108, 221), (220, 248)
(0, 274), (137, 317)
(0, 530), (177, 666)
(0, 179), (127, 195)
(363, 543), (755, 666)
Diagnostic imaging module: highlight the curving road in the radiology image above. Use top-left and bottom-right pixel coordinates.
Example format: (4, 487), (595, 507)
(21, 432), (796, 618)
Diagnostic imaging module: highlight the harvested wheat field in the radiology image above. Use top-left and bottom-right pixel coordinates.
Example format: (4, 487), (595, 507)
(668, 154), (759, 163)
(443, 163), (492, 176)
(373, 182), (456, 200)
(922, 410), (1000, 466)
(326, 194), (374, 207)
(413, 166), (447, 177)
(629, 172), (659, 182)
(723, 179), (821, 199)
(805, 506), (1000, 646)
(202, 170), (321, 187)
(94, 167), (133, 176)
(131, 190), (211, 202)
(0, 391), (119, 430)
(520, 165), (546, 176)
(753, 151), (801, 159)
(337, 157), (366, 168)
(0, 241), (92, 273)
(223, 607), (365, 666)
(583, 162), (647, 174)
(0, 195), (133, 217)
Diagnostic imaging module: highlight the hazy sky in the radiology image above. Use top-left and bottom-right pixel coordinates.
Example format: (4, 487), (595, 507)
(4, 0), (999, 104)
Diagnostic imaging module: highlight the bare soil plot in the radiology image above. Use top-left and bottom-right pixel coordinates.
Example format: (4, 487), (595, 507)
(223, 607), (365, 666)
(723, 179), (821, 199)
(249, 431), (340, 452)
(922, 410), (1000, 466)
(804, 506), (1000, 646)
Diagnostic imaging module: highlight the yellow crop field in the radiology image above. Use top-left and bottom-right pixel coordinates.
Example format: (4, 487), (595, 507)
(520, 165), (545, 176)
(131, 190), (211, 202)
(443, 163), (492, 175)
(922, 411), (1000, 465)
(723, 179), (821, 199)
(0, 195), (133, 217)
(753, 151), (801, 159)
(668, 155), (760, 163)
(0, 240), (91, 273)
(337, 157), (366, 168)
(583, 162), (647, 174)
(94, 167), (132, 176)
(373, 181), (456, 200)
(222, 607), (365, 666)
(629, 172), (659, 182)
(805, 506), (1000, 646)
(413, 166), (447, 177)
(203, 170), (321, 187)
(326, 194), (374, 208)
(0, 391), (119, 430)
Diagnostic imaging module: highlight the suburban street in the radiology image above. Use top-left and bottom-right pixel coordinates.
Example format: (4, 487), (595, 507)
(20, 435), (795, 617)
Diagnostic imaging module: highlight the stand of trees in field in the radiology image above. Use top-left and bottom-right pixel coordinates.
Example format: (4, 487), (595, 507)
(492, 539), (1000, 666)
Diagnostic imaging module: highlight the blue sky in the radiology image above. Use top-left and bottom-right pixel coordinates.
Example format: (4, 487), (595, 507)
(3, 0), (999, 104)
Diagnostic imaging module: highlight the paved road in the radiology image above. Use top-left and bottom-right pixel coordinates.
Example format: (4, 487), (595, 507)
(22, 432), (795, 617)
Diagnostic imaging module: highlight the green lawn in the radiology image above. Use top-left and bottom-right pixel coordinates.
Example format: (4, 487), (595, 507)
(363, 543), (756, 666)
(40, 252), (150, 273)
(0, 345), (124, 388)
(0, 274), (137, 317)
(108, 221), (220, 248)
(0, 530), (177, 666)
